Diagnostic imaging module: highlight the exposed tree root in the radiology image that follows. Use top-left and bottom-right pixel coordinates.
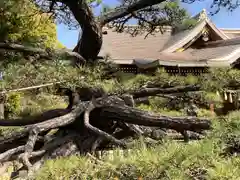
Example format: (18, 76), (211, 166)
(84, 99), (127, 147)
(0, 95), (212, 178)
(0, 146), (25, 162)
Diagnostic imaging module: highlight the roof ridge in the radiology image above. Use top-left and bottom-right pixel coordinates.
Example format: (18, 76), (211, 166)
(161, 19), (207, 53)
(220, 28), (240, 32)
(103, 24), (172, 30)
(191, 9), (208, 21)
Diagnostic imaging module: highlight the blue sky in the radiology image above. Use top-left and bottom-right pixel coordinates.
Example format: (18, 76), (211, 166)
(57, 0), (240, 48)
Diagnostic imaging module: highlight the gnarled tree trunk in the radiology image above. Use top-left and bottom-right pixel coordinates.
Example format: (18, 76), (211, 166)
(62, 0), (166, 62)
(63, 0), (102, 62)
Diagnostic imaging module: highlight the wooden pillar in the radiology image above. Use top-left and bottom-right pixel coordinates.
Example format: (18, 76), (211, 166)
(0, 94), (5, 119)
(210, 102), (214, 116)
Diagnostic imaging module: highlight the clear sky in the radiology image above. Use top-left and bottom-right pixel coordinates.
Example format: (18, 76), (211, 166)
(57, 0), (240, 49)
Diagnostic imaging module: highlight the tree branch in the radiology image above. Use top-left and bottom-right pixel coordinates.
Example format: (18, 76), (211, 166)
(0, 42), (86, 64)
(99, 0), (166, 26)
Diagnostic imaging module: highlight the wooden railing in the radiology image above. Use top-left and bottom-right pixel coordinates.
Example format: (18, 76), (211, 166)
(0, 81), (63, 118)
(0, 82), (62, 95)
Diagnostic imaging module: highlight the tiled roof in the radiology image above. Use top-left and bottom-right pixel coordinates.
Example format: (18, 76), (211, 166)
(140, 44), (240, 67)
(98, 9), (240, 68)
(103, 43), (240, 68)
(161, 19), (207, 52)
(161, 16), (228, 53)
(220, 28), (240, 39)
(188, 44), (240, 60)
(203, 37), (240, 47)
(99, 9), (229, 61)
(99, 27), (172, 60)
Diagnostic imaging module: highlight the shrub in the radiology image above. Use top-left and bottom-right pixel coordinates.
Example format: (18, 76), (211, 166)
(19, 92), (67, 117)
(36, 136), (240, 180)
(0, 0), (64, 49)
(4, 92), (21, 118)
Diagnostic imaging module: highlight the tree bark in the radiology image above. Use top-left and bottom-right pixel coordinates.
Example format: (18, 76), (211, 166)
(100, 105), (211, 132)
(63, 0), (103, 62)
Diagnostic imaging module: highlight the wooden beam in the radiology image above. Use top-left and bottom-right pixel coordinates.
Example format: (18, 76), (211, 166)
(0, 95), (4, 119)
(0, 81), (63, 95)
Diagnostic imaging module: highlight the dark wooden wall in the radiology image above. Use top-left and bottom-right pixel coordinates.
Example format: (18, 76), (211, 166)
(115, 64), (209, 76)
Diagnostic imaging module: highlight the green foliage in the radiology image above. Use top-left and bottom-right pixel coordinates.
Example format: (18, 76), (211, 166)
(160, 0), (197, 33)
(197, 108), (216, 117)
(100, 3), (113, 15)
(181, 18), (198, 29)
(199, 68), (240, 92)
(0, 92), (66, 136)
(2, 63), (240, 109)
(163, 1), (195, 26)
(0, 126), (23, 137)
(137, 100), (214, 118)
(0, 62), (105, 90)
(2, 63), (240, 102)
(133, 67), (240, 93)
(4, 92), (21, 117)
(151, 68), (198, 87)
(214, 111), (240, 138)
(138, 103), (186, 116)
(19, 93), (67, 117)
(0, 0), (64, 49)
(121, 74), (151, 91)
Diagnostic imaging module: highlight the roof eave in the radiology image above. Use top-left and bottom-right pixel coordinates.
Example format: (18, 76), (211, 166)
(205, 18), (229, 40)
(161, 20), (207, 53)
(161, 12), (230, 53)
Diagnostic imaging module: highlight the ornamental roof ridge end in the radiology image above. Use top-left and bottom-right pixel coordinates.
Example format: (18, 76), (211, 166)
(198, 9), (209, 21)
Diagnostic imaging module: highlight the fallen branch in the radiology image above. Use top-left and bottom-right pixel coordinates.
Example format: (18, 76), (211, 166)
(0, 100), (87, 165)
(0, 130), (29, 153)
(100, 104), (211, 132)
